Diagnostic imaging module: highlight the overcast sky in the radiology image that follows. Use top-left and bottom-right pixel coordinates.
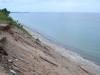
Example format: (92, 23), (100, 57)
(0, 0), (100, 12)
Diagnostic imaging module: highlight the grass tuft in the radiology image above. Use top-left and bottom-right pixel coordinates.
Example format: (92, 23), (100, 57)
(0, 9), (31, 36)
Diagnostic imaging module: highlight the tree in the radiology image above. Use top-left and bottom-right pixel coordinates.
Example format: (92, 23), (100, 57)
(0, 8), (10, 16)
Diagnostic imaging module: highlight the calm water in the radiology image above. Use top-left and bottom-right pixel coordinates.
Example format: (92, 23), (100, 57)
(11, 12), (100, 65)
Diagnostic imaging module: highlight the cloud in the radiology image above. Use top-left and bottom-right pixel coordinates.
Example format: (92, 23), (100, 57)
(0, 0), (100, 12)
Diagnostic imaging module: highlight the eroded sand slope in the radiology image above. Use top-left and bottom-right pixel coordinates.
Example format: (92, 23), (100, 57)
(0, 24), (100, 75)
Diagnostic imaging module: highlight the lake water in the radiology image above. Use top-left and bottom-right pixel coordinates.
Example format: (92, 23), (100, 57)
(11, 12), (100, 65)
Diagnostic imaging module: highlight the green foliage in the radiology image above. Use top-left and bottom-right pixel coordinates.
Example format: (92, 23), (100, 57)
(0, 8), (12, 24)
(0, 8), (10, 16)
(0, 8), (31, 36)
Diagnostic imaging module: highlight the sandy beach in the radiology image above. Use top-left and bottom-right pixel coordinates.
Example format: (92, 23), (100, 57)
(25, 26), (100, 75)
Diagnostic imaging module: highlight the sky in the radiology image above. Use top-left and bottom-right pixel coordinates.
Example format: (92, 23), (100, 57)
(0, 0), (100, 12)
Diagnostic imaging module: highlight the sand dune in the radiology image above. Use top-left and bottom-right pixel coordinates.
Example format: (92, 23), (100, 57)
(0, 24), (100, 75)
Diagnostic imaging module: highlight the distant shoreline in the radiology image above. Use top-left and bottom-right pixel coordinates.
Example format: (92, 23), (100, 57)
(11, 12), (100, 14)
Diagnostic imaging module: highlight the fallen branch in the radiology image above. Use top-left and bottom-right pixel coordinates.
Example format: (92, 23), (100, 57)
(40, 56), (58, 67)
(79, 66), (89, 74)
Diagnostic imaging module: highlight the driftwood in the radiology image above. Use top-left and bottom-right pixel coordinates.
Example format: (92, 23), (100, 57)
(79, 66), (89, 74)
(0, 37), (8, 56)
(0, 47), (8, 56)
(40, 56), (58, 67)
(0, 24), (11, 31)
(34, 38), (41, 45)
(0, 37), (6, 44)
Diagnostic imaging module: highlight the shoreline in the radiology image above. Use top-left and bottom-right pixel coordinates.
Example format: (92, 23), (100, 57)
(10, 12), (100, 66)
(1, 9), (100, 75)
(24, 25), (100, 74)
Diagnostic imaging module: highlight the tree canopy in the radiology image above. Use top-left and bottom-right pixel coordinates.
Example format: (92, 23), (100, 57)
(0, 8), (10, 16)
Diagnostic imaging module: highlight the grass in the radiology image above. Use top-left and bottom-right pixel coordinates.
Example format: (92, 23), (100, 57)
(0, 12), (31, 36)
(0, 12), (13, 23)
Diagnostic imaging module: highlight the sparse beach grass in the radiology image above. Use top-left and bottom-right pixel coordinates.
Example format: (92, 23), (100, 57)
(0, 8), (31, 36)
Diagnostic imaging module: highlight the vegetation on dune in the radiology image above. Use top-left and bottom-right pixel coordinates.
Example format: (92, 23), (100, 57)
(0, 8), (10, 16)
(0, 8), (12, 23)
(0, 8), (31, 36)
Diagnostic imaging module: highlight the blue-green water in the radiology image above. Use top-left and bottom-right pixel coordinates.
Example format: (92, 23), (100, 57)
(11, 12), (100, 65)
